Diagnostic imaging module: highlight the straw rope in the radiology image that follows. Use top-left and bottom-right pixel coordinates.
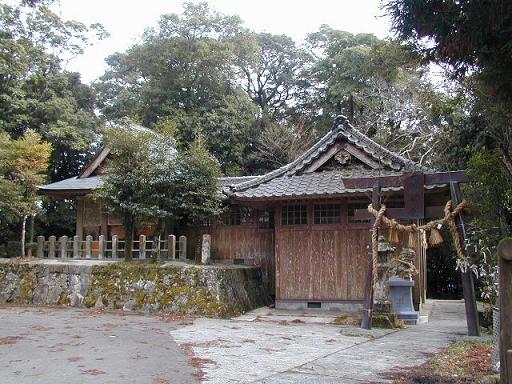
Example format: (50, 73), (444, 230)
(367, 199), (467, 285)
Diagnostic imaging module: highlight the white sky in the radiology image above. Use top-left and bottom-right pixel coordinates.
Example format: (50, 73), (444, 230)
(53, 0), (392, 84)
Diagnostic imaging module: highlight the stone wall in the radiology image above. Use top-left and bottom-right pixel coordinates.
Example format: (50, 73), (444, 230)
(0, 259), (270, 317)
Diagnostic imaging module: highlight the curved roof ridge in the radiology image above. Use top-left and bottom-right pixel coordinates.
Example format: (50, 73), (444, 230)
(230, 115), (430, 195)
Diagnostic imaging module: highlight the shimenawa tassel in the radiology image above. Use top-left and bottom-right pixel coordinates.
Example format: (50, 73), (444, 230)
(429, 228), (444, 246)
(388, 226), (400, 244)
(407, 231), (418, 248)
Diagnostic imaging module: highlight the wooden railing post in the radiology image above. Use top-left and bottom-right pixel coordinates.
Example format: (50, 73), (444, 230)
(201, 234), (211, 264)
(36, 236), (45, 258)
(59, 236), (68, 259)
(139, 235), (146, 259)
(73, 235), (80, 258)
(498, 238), (512, 384)
(168, 235), (176, 260)
(48, 235), (56, 259)
(85, 235), (92, 259)
(98, 235), (104, 259)
(111, 235), (118, 259)
(178, 235), (187, 260)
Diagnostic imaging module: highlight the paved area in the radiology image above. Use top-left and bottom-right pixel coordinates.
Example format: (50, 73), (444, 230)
(172, 300), (472, 383)
(0, 300), (473, 383)
(0, 306), (198, 384)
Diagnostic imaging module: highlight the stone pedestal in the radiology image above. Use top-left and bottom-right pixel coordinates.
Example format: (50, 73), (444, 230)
(388, 278), (418, 323)
(374, 236), (395, 312)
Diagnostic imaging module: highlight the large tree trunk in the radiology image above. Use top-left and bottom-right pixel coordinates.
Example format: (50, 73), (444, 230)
(124, 212), (134, 261)
(20, 215), (27, 258)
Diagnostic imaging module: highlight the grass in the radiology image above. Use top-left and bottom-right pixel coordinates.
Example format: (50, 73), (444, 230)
(386, 339), (499, 383)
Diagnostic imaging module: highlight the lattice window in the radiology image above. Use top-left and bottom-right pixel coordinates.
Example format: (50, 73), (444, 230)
(281, 205), (307, 225)
(222, 207), (256, 226)
(258, 210), (275, 229)
(348, 201), (371, 224)
(314, 204), (341, 224)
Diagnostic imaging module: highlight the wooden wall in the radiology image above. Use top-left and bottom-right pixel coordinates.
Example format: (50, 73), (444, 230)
(184, 226), (275, 292)
(274, 200), (370, 302)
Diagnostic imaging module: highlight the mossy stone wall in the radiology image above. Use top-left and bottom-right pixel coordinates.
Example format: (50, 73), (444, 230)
(0, 260), (270, 317)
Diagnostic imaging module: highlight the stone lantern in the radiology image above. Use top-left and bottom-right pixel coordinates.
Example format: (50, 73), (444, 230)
(387, 248), (419, 323)
(373, 235), (395, 313)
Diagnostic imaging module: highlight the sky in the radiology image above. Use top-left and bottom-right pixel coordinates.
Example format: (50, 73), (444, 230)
(53, 0), (392, 84)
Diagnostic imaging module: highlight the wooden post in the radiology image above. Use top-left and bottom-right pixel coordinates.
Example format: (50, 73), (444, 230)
(111, 235), (118, 259)
(201, 234), (211, 264)
(59, 236), (68, 259)
(361, 184), (380, 329)
(48, 235), (56, 259)
(98, 235), (104, 259)
(178, 235), (187, 260)
(498, 238), (512, 384)
(139, 235), (146, 259)
(85, 235), (92, 259)
(168, 235), (176, 260)
(73, 235), (80, 258)
(36, 236), (44, 258)
(450, 182), (480, 336)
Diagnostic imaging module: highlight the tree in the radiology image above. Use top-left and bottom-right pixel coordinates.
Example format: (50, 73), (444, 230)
(0, 1), (107, 241)
(234, 32), (311, 128)
(95, 2), (257, 175)
(383, 0), (512, 175)
(96, 123), (221, 260)
(301, 27), (448, 165)
(252, 122), (314, 171)
(0, 130), (52, 257)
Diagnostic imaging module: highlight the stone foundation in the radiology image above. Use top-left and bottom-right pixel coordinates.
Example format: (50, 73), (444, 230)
(0, 259), (270, 317)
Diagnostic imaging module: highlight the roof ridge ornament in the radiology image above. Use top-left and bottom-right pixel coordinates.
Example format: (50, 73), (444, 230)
(334, 115), (349, 127)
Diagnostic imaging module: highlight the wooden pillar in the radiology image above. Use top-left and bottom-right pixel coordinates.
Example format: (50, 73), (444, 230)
(361, 184), (380, 330)
(59, 236), (68, 259)
(48, 235), (56, 259)
(111, 235), (118, 259)
(178, 235), (187, 260)
(498, 238), (512, 384)
(73, 235), (80, 258)
(85, 235), (92, 259)
(450, 182), (480, 336)
(36, 236), (45, 258)
(201, 234), (211, 264)
(98, 235), (104, 259)
(76, 197), (84, 238)
(167, 235), (176, 260)
(139, 235), (146, 259)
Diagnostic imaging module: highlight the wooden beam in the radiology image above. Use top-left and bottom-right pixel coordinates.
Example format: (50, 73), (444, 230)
(303, 142), (342, 173)
(342, 170), (470, 189)
(80, 147), (110, 178)
(343, 143), (381, 169)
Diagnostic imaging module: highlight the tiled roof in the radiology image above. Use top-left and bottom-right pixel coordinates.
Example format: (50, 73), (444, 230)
(229, 116), (431, 199)
(39, 175), (258, 195)
(39, 176), (103, 192)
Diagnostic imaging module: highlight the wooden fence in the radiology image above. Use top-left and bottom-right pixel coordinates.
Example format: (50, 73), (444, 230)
(35, 234), (189, 260)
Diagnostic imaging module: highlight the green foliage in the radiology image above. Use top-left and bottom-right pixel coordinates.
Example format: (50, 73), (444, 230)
(96, 123), (221, 253)
(0, 130), (52, 219)
(466, 149), (512, 243)
(95, 2), (255, 174)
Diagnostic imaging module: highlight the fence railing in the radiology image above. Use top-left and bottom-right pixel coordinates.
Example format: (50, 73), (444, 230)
(35, 234), (189, 261)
